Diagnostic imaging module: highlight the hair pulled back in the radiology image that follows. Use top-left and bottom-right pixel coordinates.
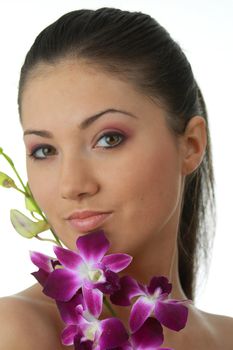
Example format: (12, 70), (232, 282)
(18, 7), (215, 300)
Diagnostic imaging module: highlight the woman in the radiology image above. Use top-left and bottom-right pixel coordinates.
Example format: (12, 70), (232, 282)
(0, 7), (232, 349)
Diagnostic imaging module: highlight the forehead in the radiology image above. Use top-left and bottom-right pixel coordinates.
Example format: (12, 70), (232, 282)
(20, 59), (167, 130)
(22, 59), (145, 101)
(22, 57), (161, 101)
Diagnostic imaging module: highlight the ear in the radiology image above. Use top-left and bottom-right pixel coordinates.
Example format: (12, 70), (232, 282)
(180, 116), (207, 175)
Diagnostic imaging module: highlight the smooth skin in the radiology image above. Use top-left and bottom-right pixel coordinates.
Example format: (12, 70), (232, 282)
(0, 60), (232, 349)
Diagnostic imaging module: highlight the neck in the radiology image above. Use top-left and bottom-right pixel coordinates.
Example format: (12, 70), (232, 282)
(101, 214), (188, 327)
(101, 189), (192, 329)
(117, 214), (187, 301)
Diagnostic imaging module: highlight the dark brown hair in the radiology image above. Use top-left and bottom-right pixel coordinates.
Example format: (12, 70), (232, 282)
(18, 7), (215, 300)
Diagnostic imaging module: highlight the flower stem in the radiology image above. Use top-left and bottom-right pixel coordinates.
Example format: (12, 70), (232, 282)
(1, 150), (62, 246)
(29, 205), (61, 245)
(50, 228), (62, 246)
(35, 235), (60, 245)
(14, 187), (28, 196)
(1, 152), (27, 193)
(103, 296), (117, 317)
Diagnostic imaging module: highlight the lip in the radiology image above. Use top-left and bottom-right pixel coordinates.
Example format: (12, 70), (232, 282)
(67, 212), (112, 232)
(67, 210), (108, 220)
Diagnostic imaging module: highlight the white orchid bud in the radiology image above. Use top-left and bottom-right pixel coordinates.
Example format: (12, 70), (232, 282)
(10, 209), (50, 238)
(0, 171), (16, 188)
(25, 196), (41, 214)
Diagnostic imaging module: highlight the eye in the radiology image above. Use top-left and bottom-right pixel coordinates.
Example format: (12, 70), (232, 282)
(27, 132), (125, 161)
(27, 145), (56, 160)
(95, 132), (125, 149)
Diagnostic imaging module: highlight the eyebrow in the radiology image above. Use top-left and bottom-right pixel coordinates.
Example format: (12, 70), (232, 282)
(23, 108), (137, 138)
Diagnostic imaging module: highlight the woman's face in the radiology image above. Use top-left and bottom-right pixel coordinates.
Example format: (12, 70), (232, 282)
(21, 60), (185, 254)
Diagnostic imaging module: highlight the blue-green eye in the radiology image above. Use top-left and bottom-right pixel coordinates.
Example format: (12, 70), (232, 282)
(28, 145), (55, 160)
(96, 132), (125, 148)
(27, 132), (125, 161)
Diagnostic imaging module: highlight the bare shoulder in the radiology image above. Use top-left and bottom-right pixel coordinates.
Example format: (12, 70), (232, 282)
(201, 309), (233, 348)
(0, 285), (66, 350)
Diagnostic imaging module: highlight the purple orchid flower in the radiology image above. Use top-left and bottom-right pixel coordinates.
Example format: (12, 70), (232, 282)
(111, 276), (188, 333)
(30, 250), (59, 286)
(57, 290), (174, 350)
(42, 230), (132, 317)
(62, 309), (129, 350)
(30, 231), (189, 350)
(118, 317), (173, 350)
(56, 288), (129, 350)
(57, 291), (173, 350)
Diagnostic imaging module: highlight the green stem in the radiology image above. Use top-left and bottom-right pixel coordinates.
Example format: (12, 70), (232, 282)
(31, 211), (40, 221)
(37, 213), (61, 246)
(2, 152), (27, 193)
(29, 204), (61, 245)
(1, 150), (62, 246)
(14, 187), (28, 196)
(103, 296), (117, 317)
(35, 235), (61, 245)
(24, 196), (61, 245)
(50, 228), (62, 246)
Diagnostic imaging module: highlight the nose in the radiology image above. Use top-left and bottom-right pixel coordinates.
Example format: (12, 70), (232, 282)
(59, 154), (100, 200)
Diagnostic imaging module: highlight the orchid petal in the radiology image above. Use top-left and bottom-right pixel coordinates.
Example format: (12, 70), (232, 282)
(130, 296), (154, 333)
(83, 278), (94, 289)
(54, 246), (85, 269)
(30, 251), (54, 273)
(148, 276), (172, 295)
(155, 299), (188, 331)
(77, 230), (110, 264)
(99, 318), (129, 349)
(61, 325), (79, 345)
(31, 269), (49, 287)
(74, 337), (93, 350)
(114, 340), (133, 350)
(82, 285), (103, 318)
(131, 317), (164, 349)
(43, 268), (82, 301)
(56, 291), (85, 324)
(95, 269), (120, 294)
(110, 276), (141, 306)
(78, 312), (100, 341)
(102, 253), (132, 272)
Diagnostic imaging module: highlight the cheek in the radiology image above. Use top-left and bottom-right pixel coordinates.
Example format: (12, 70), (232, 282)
(27, 163), (57, 215)
(107, 140), (182, 251)
(113, 140), (181, 209)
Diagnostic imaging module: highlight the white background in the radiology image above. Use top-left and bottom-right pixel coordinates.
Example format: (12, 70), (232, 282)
(0, 0), (232, 318)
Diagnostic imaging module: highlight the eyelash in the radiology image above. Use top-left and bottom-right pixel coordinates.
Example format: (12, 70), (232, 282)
(27, 131), (126, 161)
